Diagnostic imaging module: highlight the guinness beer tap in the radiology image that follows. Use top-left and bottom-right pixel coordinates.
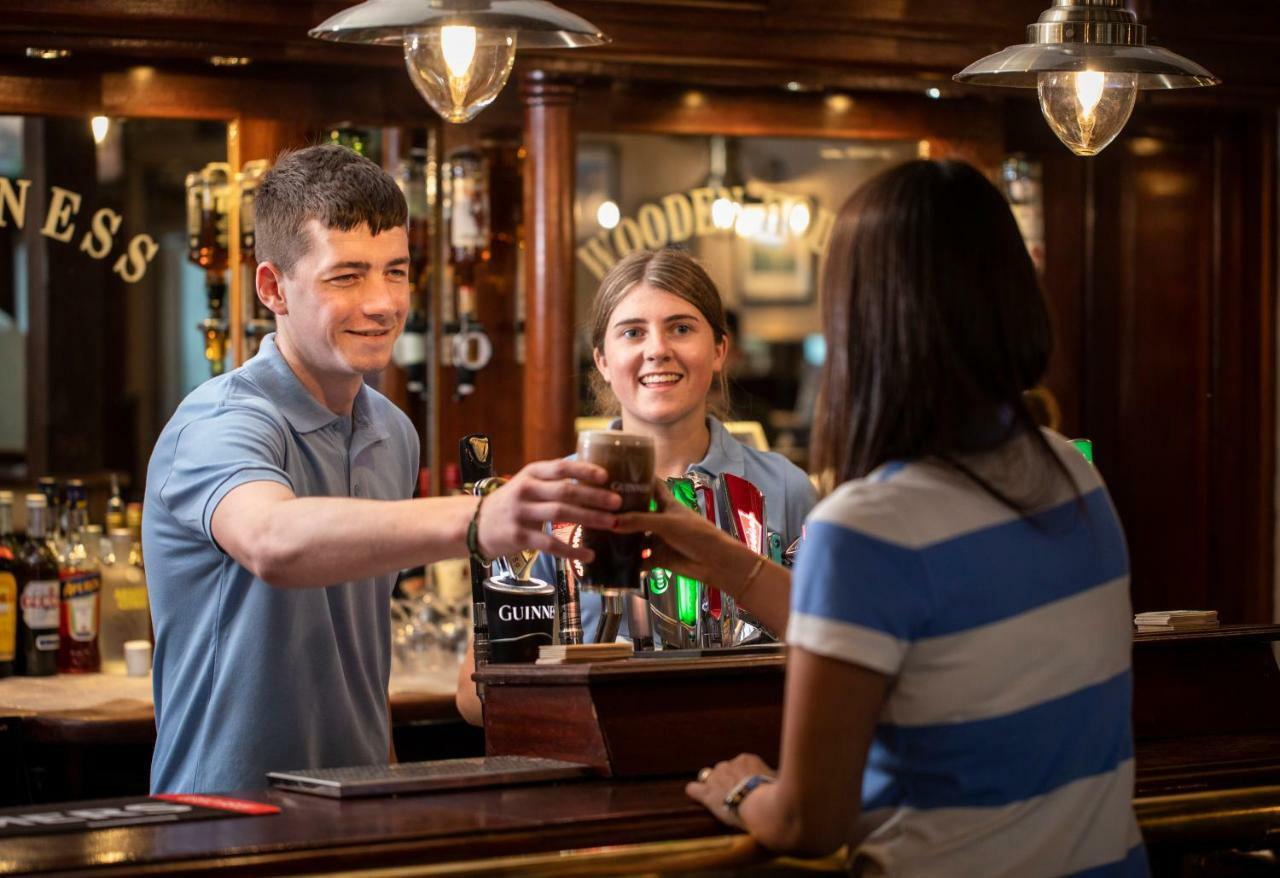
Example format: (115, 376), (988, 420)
(460, 433), (495, 679)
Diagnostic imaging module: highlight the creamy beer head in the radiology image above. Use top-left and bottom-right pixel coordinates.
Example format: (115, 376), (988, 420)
(576, 431), (655, 594)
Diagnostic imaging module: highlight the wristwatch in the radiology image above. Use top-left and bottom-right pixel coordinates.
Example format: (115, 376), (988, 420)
(723, 773), (774, 816)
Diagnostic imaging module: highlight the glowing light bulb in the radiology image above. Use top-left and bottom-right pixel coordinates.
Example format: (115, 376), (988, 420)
(788, 201), (811, 236)
(403, 28), (516, 124)
(441, 25), (477, 78)
(1037, 70), (1137, 156)
(711, 197), (738, 231)
(735, 203), (766, 239)
(90, 116), (110, 145)
(1073, 71), (1106, 118)
(597, 200), (620, 230)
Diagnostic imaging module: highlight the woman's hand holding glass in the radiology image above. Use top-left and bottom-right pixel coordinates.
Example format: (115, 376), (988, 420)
(613, 481), (752, 588)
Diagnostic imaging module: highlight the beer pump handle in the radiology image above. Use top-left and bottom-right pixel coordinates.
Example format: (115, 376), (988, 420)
(460, 434), (495, 677)
(460, 433), (493, 488)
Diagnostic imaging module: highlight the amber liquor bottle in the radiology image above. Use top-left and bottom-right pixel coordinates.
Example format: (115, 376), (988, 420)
(0, 491), (18, 677)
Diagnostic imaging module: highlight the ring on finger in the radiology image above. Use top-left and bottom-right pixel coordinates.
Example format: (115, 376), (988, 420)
(697, 767), (712, 783)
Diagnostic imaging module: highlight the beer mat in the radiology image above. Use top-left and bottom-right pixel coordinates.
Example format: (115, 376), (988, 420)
(536, 643), (634, 664)
(267, 756), (593, 798)
(1134, 610), (1218, 627)
(0, 794), (279, 838)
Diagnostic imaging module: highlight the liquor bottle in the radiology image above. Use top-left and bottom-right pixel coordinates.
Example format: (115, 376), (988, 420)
(0, 491), (18, 677)
(184, 171), (202, 264)
(392, 145), (432, 402)
(189, 162), (231, 376)
(239, 159), (274, 356)
(326, 126), (369, 157)
(0, 490), (16, 551)
(57, 480), (101, 673)
(36, 476), (62, 548)
(17, 494), (60, 676)
(106, 473), (126, 532)
(446, 149), (492, 399)
(100, 529), (150, 675)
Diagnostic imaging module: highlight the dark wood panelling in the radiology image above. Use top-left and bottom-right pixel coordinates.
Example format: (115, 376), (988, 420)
(1012, 101), (1275, 622)
(0, 0), (1276, 99)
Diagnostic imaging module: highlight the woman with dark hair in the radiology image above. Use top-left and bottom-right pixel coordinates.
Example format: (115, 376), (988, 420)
(616, 160), (1142, 875)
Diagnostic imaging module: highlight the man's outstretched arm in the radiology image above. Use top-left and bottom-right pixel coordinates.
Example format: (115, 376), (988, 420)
(212, 459), (619, 589)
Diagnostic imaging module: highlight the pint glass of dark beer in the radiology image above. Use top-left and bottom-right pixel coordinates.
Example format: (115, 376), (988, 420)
(576, 431), (654, 595)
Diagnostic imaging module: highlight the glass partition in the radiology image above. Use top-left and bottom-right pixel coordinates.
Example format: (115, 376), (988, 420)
(573, 133), (919, 467)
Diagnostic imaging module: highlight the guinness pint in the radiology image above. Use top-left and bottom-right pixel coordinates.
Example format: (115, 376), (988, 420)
(483, 576), (556, 663)
(575, 431), (655, 595)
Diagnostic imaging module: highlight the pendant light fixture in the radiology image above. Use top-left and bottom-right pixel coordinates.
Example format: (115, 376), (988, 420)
(310, 0), (608, 124)
(954, 0), (1218, 156)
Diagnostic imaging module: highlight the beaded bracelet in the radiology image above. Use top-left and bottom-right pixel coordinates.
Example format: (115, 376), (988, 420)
(466, 494), (492, 567)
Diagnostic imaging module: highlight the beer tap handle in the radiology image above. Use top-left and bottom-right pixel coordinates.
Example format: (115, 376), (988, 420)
(460, 433), (493, 488)
(460, 434), (495, 682)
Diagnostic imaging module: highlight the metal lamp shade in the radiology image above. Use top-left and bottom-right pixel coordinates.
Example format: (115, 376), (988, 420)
(956, 43), (1219, 90)
(954, 0), (1218, 90)
(309, 0), (608, 49)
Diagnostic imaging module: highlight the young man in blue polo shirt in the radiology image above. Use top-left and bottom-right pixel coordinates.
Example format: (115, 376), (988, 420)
(143, 144), (619, 794)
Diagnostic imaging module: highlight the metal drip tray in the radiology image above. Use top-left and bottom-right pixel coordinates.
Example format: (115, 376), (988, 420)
(267, 756), (593, 798)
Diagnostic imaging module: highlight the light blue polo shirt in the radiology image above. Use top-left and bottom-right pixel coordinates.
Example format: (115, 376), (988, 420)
(143, 333), (418, 793)
(530, 416), (817, 641)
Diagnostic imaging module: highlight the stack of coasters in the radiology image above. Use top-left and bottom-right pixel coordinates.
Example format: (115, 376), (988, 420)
(1134, 610), (1219, 632)
(537, 642), (634, 664)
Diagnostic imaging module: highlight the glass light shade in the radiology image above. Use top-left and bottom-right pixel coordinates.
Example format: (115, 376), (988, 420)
(1037, 70), (1137, 156)
(403, 27), (516, 124)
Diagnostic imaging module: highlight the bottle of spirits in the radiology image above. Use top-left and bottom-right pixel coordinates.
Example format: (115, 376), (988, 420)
(239, 159), (274, 356)
(36, 476), (62, 549)
(57, 480), (101, 673)
(125, 502), (143, 543)
(446, 149), (492, 399)
(106, 473), (126, 532)
(0, 491), (18, 677)
(190, 162), (231, 375)
(17, 494), (60, 676)
(100, 528), (150, 675)
(0, 490), (16, 552)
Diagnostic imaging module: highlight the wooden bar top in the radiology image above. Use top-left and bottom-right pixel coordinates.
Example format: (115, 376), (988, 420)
(0, 669), (462, 744)
(0, 777), (735, 877)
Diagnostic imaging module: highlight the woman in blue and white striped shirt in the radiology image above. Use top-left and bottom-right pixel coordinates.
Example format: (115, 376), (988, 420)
(619, 160), (1144, 877)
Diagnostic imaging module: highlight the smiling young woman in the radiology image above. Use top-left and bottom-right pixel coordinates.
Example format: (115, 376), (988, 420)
(530, 248), (815, 642)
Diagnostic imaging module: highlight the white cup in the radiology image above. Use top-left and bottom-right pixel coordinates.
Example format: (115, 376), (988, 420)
(124, 640), (152, 677)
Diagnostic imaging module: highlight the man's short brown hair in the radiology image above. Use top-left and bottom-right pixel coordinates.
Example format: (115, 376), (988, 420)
(255, 143), (407, 275)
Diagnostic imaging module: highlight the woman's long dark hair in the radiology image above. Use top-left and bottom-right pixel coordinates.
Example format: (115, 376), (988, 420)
(811, 160), (1073, 507)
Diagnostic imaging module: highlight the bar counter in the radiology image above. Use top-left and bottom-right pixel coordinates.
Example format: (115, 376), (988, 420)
(0, 669), (467, 803)
(6, 625), (1280, 875)
(0, 777), (764, 877)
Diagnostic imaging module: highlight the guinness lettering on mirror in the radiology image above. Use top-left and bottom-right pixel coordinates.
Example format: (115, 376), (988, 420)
(0, 178), (159, 282)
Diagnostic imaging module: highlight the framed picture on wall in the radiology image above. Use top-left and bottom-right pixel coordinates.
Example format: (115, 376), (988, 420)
(737, 233), (814, 305)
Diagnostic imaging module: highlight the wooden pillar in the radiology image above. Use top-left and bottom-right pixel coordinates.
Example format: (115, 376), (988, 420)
(226, 116), (313, 367)
(521, 70), (577, 462)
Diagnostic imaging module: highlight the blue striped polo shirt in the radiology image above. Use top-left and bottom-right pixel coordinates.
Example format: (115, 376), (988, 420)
(787, 430), (1146, 877)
